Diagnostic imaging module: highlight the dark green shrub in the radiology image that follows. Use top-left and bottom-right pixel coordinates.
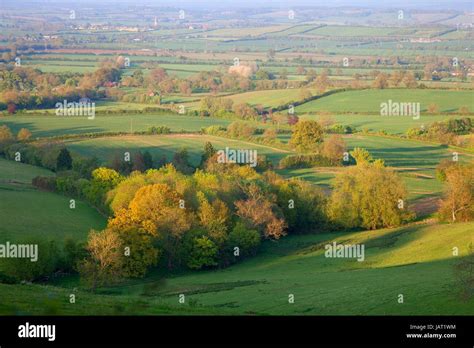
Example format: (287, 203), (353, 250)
(182, 231), (219, 270)
(226, 222), (261, 259)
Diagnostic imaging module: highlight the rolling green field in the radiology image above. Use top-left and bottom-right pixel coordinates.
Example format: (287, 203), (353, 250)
(0, 159), (106, 243)
(342, 134), (469, 168)
(279, 134), (473, 203)
(0, 114), (232, 138)
(280, 166), (443, 204)
(65, 134), (291, 165)
(24, 59), (99, 73)
(1, 221), (472, 315)
(0, 158), (54, 184)
(295, 89), (474, 114)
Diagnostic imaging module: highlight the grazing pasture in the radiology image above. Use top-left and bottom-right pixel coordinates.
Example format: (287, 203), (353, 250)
(295, 89), (474, 114)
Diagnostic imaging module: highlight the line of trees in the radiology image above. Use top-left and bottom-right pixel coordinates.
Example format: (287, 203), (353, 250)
(406, 117), (473, 147)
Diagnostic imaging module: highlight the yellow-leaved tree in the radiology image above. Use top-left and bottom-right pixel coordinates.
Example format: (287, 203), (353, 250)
(109, 183), (194, 269)
(438, 163), (474, 222)
(329, 149), (412, 229)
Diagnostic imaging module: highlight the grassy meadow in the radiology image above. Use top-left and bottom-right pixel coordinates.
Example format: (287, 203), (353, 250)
(65, 134), (291, 166)
(1, 221), (472, 315)
(0, 159), (106, 243)
(295, 89), (474, 114)
(0, 114), (232, 138)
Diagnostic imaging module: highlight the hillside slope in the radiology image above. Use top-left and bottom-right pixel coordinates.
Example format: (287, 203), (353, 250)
(1, 221), (471, 315)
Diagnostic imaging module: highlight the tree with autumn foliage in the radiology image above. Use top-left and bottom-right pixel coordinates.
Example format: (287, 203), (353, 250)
(108, 183), (194, 268)
(78, 229), (124, 291)
(328, 150), (411, 230)
(235, 183), (287, 239)
(197, 192), (230, 245)
(289, 120), (324, 152)
(17, 128), (32, 141)
(83, 167), (122, 212)
(373, 73), (389, 89)
(0, 125), (14, 152)
(322, 134), (347, 164)
(438, 163), (474, 223)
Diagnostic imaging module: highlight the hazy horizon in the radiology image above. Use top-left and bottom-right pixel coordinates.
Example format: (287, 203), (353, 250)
(2, 0), (473, 11)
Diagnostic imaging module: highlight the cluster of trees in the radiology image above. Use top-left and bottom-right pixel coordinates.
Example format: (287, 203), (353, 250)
(372, 70), (418, 89)
(0, 57), (126, 112)
(0, 124), (32, 148)
(75, 158), (329, 287)
(226, 122), (258, 138)
(114, 67), (189, 97)
(118, 67), (255, 98)
(199, 96), (234, 117)
(28, 146), (197, 211)
(406, 117), (473, 147)
(146, 125), (171, 135)
(287, 120), (348, 163)
(203, 119), (349, 167)
(198, 95), (300, 123)
(76, 144), (415, 288)
(279, 153), (336, 169)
